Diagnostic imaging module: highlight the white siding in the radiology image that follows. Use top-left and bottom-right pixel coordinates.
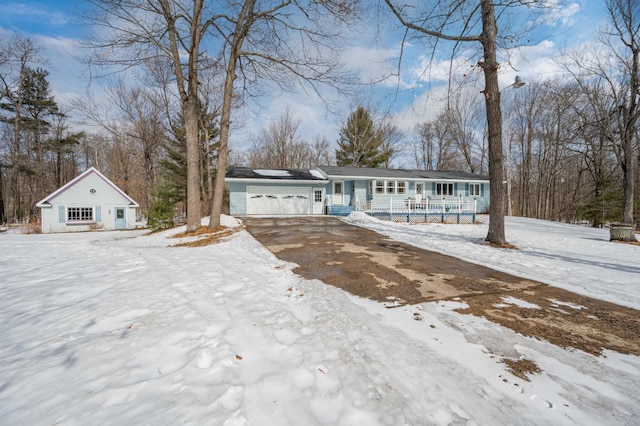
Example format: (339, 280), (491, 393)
(38, 169), (138, 233)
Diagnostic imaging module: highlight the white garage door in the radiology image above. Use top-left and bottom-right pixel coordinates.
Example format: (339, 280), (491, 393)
(247, 186), (312, 215)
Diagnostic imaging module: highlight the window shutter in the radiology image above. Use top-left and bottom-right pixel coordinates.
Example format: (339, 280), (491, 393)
(481, 184), (485, 197)
(95, 206), (101, 222)
(58, 206), (65, 223)
(454, 183), (458, 195)
(432, 182), (436, 194)
(465, 183), (469, 196)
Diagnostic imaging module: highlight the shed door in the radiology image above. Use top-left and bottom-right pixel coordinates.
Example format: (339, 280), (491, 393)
(115, 207), (126, 229)
(247, 186), (311, 215)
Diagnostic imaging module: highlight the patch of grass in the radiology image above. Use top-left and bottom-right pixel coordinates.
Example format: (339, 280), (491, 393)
(612, 239), (640, 246)
(481, 240), (518, 249)
(502, 358), (541, 382)
(172, 226), (242, 247)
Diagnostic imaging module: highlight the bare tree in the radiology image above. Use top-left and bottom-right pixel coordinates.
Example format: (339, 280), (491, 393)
(605, 0), (639, 229)
(383, 0), (548, 245)
(207, 0), (358, 229)
(73, 81), (167, 212)
(83, 0), (217, 231)
(377, 114), (404, 168)
(559, 1), (639, 237)
(411, 112), (464, 171)
(309, 135), (334, 166)
(410, 122), (436, 170)
(443, 95), (485, 173)
(47, 111), (84, 189)
(111, 81), (167, 210)
(570, 82), (620, 227)
(248, 107), (313, 169)
(85, 0), (358, 230)
(248, 122), (334, 169)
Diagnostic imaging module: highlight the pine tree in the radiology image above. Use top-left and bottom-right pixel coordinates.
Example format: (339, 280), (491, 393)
(147, 176), (180, 230)
(335, 107), (388, 168)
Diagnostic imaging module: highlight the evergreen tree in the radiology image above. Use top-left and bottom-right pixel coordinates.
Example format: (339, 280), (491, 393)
(157, 105), (219, 222)
(335, 106), (388, 168)
(147, 175), (180, 230)
(0, 66), (59, 219)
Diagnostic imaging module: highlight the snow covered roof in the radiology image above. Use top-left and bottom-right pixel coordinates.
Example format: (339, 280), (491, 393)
(225, 167), (329, 182)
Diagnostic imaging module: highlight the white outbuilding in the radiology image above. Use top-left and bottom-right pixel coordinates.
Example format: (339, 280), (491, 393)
(36, 167), (139, 234)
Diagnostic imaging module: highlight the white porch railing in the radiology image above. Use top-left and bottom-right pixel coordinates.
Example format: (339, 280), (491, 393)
(363, 198), (477, 214)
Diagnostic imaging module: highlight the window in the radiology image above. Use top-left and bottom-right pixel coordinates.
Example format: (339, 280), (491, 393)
(437, 183), (454, 196)
(386, 180), (396, 194)
(67, 207), (93, 222)
(373, 180), (408, 195)
(334, 182), (343, 194)
(314, 190), (323, 202)
(469, 183), (481, 197)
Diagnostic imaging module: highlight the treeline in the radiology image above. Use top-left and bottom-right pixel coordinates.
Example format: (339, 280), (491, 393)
(404, 76), (640, 227)
(0, 37), (222, 227)
(2, 0), (639, 229)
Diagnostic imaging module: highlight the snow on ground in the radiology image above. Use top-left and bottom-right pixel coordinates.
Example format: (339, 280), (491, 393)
(0, 215), (639, 425)
(346, 213), (640, 310)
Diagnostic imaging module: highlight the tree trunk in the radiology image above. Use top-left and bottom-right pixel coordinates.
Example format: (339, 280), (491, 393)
(622, 134), (636, 224)
(183, 0), (204, 232)
(480, 0), (506, 245)
(209, 60), (235, 229)
(209, 0), (255, 229)
(0, 168), (5, 224)
(184, 98), (202, 232)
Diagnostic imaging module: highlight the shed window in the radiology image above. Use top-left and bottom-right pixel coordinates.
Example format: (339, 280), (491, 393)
(67, 207), (93, 222)
(437, 183), (454, 196)
(469, 183), (481, 197)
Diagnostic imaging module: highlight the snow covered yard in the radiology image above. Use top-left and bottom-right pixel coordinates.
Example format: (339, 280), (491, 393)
(0, 215), (639, 425)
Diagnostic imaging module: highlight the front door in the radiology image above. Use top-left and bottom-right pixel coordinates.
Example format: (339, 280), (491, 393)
(415, 183), (423, 203)
(333, 181), (344, 205)
(114, 207), (126, 229)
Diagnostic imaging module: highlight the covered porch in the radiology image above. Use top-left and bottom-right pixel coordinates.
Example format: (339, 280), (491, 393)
(327, 196), (478, 224)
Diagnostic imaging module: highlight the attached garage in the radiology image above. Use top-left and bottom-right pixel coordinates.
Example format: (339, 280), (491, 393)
(247, 186), (312, 215)
(226, 167), (329, 216)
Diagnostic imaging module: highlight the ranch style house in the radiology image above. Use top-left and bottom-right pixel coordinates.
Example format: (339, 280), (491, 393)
(226, 166), (489, 224)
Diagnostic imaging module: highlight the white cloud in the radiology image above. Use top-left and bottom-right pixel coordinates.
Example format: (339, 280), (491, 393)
(535, 1), (582, 27)
(0, 2), (70, 27)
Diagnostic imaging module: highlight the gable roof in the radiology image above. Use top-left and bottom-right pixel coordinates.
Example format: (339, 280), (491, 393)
(36, 167), (139, 207)
(225, 167), (329, 182)
(316, 166), (489, 182)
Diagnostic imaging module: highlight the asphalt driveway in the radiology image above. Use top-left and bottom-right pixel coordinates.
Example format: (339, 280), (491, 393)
(243, 216), (640, 358)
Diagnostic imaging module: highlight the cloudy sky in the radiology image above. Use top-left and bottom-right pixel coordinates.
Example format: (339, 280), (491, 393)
(0, 0), (607, 166)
